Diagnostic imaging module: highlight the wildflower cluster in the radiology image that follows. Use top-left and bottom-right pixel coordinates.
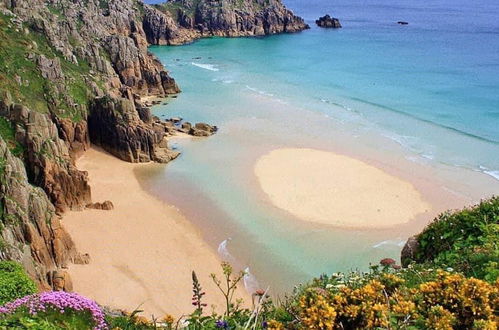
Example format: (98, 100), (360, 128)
(0, 291), (107, 330)
(291, 270), (499, 329)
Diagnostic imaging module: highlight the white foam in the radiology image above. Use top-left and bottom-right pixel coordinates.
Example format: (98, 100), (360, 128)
(373, 239), (406, 248)
(245, 85), (274, 97)
(217, 238), (234, 262)
(243, 267), (260, 294)
(484, 170), (499, 181)
(191, 62), (219, 71)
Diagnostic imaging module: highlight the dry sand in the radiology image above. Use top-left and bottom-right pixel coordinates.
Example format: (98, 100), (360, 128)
(64, 148), (248, 318)
(254, 148), (431, 228)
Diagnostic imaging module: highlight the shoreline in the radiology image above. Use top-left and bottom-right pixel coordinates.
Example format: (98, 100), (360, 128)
(63, 147), (249, 317)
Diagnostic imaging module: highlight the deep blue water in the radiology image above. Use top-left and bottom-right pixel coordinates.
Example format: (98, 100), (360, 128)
(147, 0), (499, 177)
(140, 0), (499, 292)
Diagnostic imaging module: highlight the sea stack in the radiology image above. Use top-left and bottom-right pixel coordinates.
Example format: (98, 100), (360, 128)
(316, 14), (342, 28)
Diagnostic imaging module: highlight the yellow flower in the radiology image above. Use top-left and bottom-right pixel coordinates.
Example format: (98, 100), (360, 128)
(267, 320), (284, 330)
(299, 291), (336, 329)
(162, 314), (175, 324)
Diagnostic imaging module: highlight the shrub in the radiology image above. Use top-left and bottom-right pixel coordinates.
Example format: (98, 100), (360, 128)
(0, 261), (37, 305)
(413, 197), (499, 282)
(289, 269), (499, 329)
(0, 291), (107, 329)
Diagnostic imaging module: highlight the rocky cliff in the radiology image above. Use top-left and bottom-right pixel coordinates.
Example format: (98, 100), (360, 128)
(0, 135), (80, 290)
(144, 0), (309, 45)
(0, 0), (182, 288)
(0, 0), (307, 289)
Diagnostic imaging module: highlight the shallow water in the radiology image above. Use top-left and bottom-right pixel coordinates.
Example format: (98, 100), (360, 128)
(136, 0), (499, 294)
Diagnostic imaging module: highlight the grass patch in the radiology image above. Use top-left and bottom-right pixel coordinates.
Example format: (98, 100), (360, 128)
(0, 117), (24, 157)
(0, 13), (92, 122)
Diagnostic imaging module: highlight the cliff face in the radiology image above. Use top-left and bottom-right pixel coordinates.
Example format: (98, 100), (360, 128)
(0, 0), (181, 288)
(88, 96), (180, 163)
(144, 0), (309, 45)
(0, 0), (307, 289)
(0, 135), (78, 289)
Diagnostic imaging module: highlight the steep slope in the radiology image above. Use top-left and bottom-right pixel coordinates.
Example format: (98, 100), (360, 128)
(0, 0), (180, 289)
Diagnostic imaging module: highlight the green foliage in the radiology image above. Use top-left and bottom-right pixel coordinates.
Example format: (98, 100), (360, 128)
(0, 261), (37, 306)
(106, 310), (156, 330)
(210, 262), (246, 318)
(0, 307), (96, 329)
(0, 13), (92, 122)
(413, 196), (499, 281)
(0, 117), (24, 157)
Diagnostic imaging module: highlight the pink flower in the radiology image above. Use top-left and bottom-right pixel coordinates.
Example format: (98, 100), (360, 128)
(0, 291), (107, 330)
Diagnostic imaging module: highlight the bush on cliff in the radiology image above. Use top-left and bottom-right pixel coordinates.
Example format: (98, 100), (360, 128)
(0, 261), (36, 305)
(410, 196), (499, 282)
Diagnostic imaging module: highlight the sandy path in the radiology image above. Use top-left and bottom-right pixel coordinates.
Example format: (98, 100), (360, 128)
(64, 147), (249, 318)
(254, 148), (431, 228)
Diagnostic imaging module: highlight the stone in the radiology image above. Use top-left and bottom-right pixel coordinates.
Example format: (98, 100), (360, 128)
(189, 122), (217, 136)
(401, 236), (420, 267)
(49, 270), (73, 292)
(72, 253), (91, 265)
(86, 201), (114, 210)
(316, 15), (342, 28)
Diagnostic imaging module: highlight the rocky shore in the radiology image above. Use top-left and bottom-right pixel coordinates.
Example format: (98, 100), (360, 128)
(144, 0), (310, 45)
(0, 0), (301, 291)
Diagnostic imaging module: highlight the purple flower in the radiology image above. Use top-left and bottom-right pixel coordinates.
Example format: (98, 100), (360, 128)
(262, 321), (268, 328)
(216, 319), (229, 329)
(0, 291), (107, 330)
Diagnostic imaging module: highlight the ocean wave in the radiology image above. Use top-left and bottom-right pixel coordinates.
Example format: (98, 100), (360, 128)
(217, 238), (235, 262)
(350, 96), (499, 145)
(373, 239), (406, 248)
(320, 98), (355, 112)
(382, 132), (422, 151)
(479, 165), (499, 181)
(243, 267), (260, 295)
(211, 78), (234, 84)
(191, 62), (219, 71)
(245, 85), (274, 97)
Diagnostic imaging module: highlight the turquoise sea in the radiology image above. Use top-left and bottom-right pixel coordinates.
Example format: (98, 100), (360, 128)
(138, 0), (499, 293)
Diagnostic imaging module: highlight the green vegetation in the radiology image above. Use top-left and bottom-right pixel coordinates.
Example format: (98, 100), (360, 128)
(0, 13), (93, 122)
(0, 201), (498, 329)
(0, 117), (24, 157)
(0, 261), (37, 306)
(0, 308), (94, 329)
(411, 196), (499, 282)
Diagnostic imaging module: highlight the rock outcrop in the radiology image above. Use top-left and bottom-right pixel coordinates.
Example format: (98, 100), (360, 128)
(0, 0), (301, 289)
(0, 99), (91, 213)
(144, 0), (309, 45)
(0, 136), (78, 289)
(401, 235), (420, 267)
(88, 96), (180, 163)
(86, 201), (114, 211)
(316, 15), (342, 28)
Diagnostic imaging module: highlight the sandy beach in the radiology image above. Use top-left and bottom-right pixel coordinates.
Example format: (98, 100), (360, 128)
(254, 148), (431, 228)
(64, 148), (248, 318)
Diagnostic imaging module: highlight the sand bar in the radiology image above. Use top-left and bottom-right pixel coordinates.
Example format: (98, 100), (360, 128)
(254, 148), (431, 228)
(64, 148), (248, 318)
